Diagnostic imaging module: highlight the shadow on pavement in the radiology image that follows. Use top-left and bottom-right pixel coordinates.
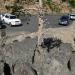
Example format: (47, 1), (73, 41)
(1, 25), (6, 29)
(11, 24), (23, 27)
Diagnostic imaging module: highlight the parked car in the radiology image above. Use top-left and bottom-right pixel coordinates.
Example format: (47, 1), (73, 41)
(59, 15), (70, 25)
(0, 21), (3, 29)
(69, 14), (75, 20)
(0, 13), (22, 26)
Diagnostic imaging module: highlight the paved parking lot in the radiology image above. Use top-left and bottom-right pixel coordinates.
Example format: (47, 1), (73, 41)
(0, 13), (74, 35)
(43, 14), (73, 28)
(3, 15), (38, 34)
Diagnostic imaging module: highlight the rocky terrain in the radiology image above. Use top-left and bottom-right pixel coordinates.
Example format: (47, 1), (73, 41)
(0, 14), (74, 75)
(0, 0), (75, 13)
(0, 33), (74, 75)
(0, 0), (75, 75)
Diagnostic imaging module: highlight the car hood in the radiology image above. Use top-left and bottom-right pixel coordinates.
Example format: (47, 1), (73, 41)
(59, 19), (68, 22)
(10, 19), (21, 22)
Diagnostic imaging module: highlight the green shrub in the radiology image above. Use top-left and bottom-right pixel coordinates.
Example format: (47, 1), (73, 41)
(5, 5), (11, 11)
(62, 0), (66, 2)
(69, 0), (75, 8)
(49, 2), (61, 12)
(45, 0), (61, 12)
(46, 0), (52, 4)
(11, 3), (23, 14)
(41, 37), (62, 52)
(5, 3), (23, 17)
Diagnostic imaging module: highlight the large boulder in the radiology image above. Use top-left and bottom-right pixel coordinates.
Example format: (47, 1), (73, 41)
(13, 62), (37, 75)
(33, 43), (73, 75)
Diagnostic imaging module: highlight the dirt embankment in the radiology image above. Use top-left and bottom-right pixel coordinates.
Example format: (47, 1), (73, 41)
(0, 0), (75, 14)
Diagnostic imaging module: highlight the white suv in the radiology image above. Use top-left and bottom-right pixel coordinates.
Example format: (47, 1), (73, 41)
(0, 13), (22, 26)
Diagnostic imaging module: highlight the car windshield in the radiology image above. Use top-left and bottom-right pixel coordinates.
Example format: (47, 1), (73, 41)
(61, 16), (69, 20)
(10, 16), (16, 19)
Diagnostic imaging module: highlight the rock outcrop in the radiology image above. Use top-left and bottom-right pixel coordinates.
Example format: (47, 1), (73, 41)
(0, 37), (74, 75)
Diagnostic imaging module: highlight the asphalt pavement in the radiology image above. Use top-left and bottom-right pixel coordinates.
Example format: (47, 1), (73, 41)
(4, 15), (38, 33)
(43, 14), (73, 28)
(0, 14), (74, 34)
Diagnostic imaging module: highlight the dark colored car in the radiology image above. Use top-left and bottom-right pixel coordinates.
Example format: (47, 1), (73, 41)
(59, 15), (70, 25)
(0, 21), (3, 29)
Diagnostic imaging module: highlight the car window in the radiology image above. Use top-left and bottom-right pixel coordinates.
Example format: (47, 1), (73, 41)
(61, 16), (69, 20)
(71, 15), (75, 16)
(10, 16), (16, 19)
(5, 15), (9, 18)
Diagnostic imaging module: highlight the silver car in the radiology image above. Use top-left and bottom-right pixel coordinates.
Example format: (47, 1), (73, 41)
(69, 14), (75, 20)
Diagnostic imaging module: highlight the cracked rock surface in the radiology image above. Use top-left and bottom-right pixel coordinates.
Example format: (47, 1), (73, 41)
(0, 37), (74, 75)
(33, 43), (72, 75)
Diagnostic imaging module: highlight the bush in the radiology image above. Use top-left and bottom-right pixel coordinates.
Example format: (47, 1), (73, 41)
(11, 3), (23, 14)
(69, 0), (75, 8)
(46, 0), (52, 4)
(5, 5), (11, 11)
(41, 37), (62, 52)
(62, 0), (66, 2)
(5, 3), (23, 17)
(49, 2), (61, 12)
(45, 0), (61, 12)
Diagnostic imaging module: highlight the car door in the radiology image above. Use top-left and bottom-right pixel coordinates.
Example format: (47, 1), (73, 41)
(72, 15), (75, 19)
(4, 15), (10, 24)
